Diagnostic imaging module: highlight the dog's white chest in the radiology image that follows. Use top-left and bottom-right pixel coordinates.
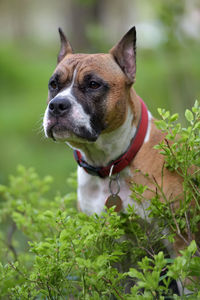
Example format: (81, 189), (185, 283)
(77, 166), (149, 216)
(76, 111), (152, 216)
(77, 166), (132, 215)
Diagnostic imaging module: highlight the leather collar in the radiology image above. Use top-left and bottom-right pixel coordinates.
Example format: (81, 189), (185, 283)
(73, 98), (149, 178)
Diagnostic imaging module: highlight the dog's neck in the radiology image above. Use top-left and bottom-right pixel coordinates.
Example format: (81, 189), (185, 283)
(75, 106), (136, 166)
(67, 91), (142, 167)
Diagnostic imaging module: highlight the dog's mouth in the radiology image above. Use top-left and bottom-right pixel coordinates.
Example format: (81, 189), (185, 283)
(46, 119), (99, 143)
(46, 124), (57, 141)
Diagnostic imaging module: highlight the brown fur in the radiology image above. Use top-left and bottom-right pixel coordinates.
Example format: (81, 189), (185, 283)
(127, 93), (192, 256)
(47, 29), (193, 259)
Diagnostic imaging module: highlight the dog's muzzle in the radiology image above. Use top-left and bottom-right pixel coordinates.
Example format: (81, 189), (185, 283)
(44, 96), (100, 142)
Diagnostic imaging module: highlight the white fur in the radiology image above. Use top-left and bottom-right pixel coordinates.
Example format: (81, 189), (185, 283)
(77, 106), (152, 216)
(43, 69), (92, 138)
(74, 106), (136, 166)
(78, 165), (150, 217)
(78, 166), (131, 215)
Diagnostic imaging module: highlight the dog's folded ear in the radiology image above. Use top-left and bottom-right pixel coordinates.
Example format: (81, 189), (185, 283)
(110, 27), (136, 84)
(57, 28), (73, 64)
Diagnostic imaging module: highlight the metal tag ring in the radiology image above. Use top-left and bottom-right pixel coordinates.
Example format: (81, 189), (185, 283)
(109, 177), (120, 196)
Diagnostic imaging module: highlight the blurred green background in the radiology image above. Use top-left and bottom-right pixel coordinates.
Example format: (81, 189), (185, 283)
(0, 0), (200, 194)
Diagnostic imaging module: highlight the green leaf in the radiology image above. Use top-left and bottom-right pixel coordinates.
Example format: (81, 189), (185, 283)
(163, 111), (170, 120)
(154, 120), (168, 130)
(157, 108), (164, 116)
(170, 113), (179, 122)
(194, 121), (200, 130)
(188, 257), (200, 276)
(187, 240), (197, 254)
(43, 210), (54, 218)
(128, 268), (144, 280)
(185, 109), (194, 122)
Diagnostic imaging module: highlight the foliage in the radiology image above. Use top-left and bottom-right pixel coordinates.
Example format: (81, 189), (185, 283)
(0, 44), (76, 193)
(153, 100), (200, 243)
(0, 102), (199, 299)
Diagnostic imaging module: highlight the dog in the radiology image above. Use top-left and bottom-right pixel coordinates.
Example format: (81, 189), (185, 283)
(43, 27), (189, 294)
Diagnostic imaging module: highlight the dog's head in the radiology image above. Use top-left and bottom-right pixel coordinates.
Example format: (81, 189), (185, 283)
(43, 27), (136, 144)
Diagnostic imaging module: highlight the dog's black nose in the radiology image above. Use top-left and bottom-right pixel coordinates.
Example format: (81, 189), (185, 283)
(48, 97), (71, 116)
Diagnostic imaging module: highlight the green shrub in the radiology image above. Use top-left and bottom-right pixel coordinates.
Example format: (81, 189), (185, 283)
(0, 101), (199, 299)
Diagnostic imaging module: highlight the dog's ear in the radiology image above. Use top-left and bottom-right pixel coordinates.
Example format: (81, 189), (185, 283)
(57, 28), (73, 64)
(110, 27), (136, 84)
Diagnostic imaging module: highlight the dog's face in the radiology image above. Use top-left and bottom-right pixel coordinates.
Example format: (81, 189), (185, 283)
(43, 27), (136, 144)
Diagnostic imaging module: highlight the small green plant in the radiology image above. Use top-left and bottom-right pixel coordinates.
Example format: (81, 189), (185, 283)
(153, 100), (200, 246)
(0, 101), (199, 299)
(130, 100), (200, 297)
(155, 100), (199, 183)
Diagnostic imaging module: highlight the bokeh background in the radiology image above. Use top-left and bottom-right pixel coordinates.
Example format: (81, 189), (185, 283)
(0, 0), (200, 193)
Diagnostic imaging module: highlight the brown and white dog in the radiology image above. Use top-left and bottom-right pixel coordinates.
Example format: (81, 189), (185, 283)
(43, 27), (187, 293)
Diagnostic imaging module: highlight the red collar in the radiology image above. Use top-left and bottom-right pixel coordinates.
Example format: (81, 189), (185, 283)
(73, 98), (149, 178)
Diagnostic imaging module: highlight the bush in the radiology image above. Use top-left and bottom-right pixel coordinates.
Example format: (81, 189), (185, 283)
(0, 101), (199, 299)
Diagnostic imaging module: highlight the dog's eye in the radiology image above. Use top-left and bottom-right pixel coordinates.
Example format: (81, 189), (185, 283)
(49, 80), (57, 90)
(89, 81), (101, 89)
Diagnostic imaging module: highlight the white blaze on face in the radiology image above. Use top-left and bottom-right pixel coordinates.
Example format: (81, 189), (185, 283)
(56, 88), (92, 133)
(43, 69), (93, 138)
